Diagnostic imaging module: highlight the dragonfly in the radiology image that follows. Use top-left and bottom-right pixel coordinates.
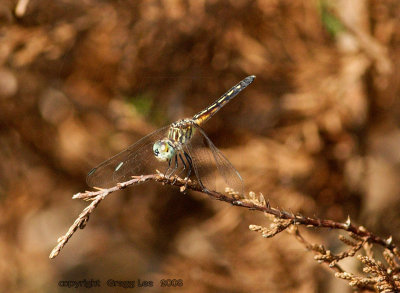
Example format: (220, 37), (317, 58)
(87, 75), (255, 195)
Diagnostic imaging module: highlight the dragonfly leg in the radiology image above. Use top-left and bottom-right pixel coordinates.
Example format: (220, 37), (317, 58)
(171, 153), (187, 185)
(164, 158), (172, 177)
(170, 155), (181, 184)
(182, 152), (194, 190)
(179, 154), (187, 171)
(184, 151), (209, 192)
(166, 155), (178, 179)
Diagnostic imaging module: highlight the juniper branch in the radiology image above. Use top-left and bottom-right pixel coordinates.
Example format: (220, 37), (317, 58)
(50, 173), (397, 259)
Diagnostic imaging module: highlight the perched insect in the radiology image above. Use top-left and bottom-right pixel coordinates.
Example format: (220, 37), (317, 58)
(87, 75), (255, 195)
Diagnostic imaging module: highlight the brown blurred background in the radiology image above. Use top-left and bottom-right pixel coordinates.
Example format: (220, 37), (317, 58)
(1, 0), (400, 292)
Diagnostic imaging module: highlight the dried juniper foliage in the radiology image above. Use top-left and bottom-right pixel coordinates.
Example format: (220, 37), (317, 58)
(249, 210), (400, 292)
(53, 172), (400, 292)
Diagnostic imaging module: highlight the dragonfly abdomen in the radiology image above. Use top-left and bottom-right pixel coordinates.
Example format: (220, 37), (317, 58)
(192, 75), (255, 126)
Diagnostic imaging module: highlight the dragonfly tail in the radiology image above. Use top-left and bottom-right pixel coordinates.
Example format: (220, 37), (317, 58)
(192, 75), (255, 125)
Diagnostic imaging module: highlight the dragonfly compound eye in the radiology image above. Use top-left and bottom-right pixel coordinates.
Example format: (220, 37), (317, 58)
(153, 140), (176, 161)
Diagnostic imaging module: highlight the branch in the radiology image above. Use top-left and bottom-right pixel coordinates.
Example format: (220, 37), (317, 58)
(49, 175), (153, 259)
(49, 173), (397, 259)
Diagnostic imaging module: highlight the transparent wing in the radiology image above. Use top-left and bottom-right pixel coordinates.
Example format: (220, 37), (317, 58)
(183, 131), (216, 191)
(183, 124), (244, 196)
(87, 126), (172, 188)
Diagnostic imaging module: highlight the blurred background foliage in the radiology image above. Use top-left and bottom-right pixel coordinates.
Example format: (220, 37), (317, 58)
(0, 0), (399, 292)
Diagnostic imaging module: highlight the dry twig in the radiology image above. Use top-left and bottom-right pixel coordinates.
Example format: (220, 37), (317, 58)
(50, 172), (400, 292)
(50, 173), (396, 259)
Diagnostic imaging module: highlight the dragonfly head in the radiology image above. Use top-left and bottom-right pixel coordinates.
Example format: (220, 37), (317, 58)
(153, 139), (176, 162)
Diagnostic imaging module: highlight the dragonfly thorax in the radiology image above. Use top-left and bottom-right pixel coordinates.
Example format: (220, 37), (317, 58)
(153, 119), (195, 162)
(168, 118), (195, 144)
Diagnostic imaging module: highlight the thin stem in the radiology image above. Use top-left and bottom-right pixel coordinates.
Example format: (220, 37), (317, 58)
(49, 173), (397, 259)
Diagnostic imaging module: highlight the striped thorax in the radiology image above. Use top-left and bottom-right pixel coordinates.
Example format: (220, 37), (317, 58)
(153, 119), (195, 162)
(168, 118), (195, 144)
(152, 75), (255, 163)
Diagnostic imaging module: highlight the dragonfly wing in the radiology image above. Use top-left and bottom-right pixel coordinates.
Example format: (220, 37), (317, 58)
(86, 126), (171, 188)
(183, 125), (244, 196)
(183, 133), (217, 192)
